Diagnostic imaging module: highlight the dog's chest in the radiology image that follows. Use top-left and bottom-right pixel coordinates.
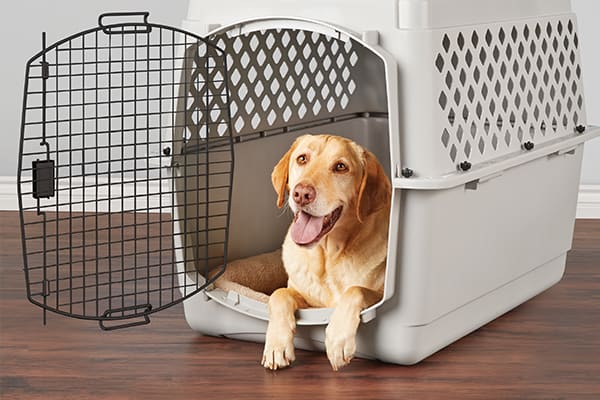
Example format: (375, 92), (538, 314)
(282, 244), (378, 307)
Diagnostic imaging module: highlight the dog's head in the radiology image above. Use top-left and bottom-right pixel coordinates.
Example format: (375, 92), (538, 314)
(271, 134), (391, 246)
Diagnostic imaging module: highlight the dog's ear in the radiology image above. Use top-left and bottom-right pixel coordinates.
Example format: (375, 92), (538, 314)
(271, 139), (299, 208)
(356, 150), (391, 223)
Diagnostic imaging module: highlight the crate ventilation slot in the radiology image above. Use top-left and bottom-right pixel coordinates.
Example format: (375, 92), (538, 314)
(436, 18), (584, 164)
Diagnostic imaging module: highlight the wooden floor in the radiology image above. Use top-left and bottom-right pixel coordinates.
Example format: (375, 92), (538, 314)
(1, 210), (599, 399)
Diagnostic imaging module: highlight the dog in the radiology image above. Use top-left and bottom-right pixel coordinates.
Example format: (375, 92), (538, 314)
(263, 134), (391, 371)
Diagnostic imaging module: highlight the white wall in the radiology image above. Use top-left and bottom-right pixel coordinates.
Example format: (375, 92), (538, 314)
(0, 0), (189, 178)
(572, 0), (600, 184)
(0, 0), (598, 180)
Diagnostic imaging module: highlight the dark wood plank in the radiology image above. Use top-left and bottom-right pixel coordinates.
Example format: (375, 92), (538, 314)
(1, 211), (599, 399)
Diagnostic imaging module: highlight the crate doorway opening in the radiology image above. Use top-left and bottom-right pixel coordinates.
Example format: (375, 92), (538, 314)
(179, 25), (393, 322)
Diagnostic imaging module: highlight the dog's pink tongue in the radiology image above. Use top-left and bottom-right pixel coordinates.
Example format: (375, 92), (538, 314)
(291, 211), (324, 245)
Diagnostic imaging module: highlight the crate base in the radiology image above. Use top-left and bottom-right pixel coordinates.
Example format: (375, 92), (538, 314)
(183, 252), (566, 365)
(367, 253), (567, 364)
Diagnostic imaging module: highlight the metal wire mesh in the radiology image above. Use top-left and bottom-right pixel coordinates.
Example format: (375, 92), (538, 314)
(17, 13), (233, 329)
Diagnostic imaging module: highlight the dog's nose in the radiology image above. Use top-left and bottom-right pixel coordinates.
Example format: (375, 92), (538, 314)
(293, 183), (316, 207)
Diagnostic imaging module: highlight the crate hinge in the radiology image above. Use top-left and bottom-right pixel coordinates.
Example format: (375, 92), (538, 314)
(41, 61), (50, 80)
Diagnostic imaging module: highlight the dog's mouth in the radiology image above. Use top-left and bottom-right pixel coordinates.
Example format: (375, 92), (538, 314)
(290, 206), (343, 246)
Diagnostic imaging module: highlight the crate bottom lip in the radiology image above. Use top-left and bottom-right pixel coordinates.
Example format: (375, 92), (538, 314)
(204, 287), (335, 326)
(203, 286), (381, 326)
(394, 125), (600, 190)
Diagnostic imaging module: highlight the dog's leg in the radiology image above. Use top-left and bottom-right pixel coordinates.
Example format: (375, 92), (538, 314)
(325, 286), (382, 371)
(262, 287), (307, 370)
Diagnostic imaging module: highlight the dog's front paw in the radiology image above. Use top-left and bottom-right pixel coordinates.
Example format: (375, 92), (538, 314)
(325, 322), (356, 371)
(261, 332), (295, 370)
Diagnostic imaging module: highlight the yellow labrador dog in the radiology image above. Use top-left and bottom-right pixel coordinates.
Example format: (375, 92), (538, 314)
(263, 134), (391, 371)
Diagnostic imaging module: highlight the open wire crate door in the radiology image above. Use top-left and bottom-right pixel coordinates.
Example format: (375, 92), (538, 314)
(17, 12), (233, 330)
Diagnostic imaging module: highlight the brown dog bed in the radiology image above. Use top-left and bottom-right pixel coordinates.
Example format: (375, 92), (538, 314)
(210, 250), (288, 304)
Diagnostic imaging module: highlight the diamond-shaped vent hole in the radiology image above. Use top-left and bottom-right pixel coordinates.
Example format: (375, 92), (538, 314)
(251, 114), (261, 129)
(254, 81), (264, 97)
(283, 106), (292, 122)
(234, 116), (245, 131)
(261, 96), (270, 111)
(464, 141), (471, 158)
(340, 94), (349, 109)
(244, 98), (255, 114)
(442, 129), (450, 147)
(456, 126), (464, 142)
(450, 144), (457, 161)
(327, 97), (336, 112)
(298, 104), (307, 118)
(348, 80), (356, 95)
(279, 63), (289, 77)
(349, 51), (358, 66)
(471, 31), (479, 47)
(230, 69), (241, 85)
(273, 48), (282, 63)
(442, 35), (451, 52)
(478, 137), (485, 154)
(312, 100), (322, 116)
(267, 110), (277, 125)
(257, 49), (266, 65)
(439, 92), (448, 109)
(435, 54), (444, 72)
(277, 92), (286, 108)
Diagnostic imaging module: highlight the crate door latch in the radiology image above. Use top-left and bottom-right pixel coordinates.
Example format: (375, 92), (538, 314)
(32, 159), (55, 199)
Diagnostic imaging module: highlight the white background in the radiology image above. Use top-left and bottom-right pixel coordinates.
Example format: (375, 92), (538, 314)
(0, 0), (597, 182)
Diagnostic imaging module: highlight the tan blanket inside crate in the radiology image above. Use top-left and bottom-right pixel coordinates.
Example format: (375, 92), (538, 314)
(210, 250), (288, 304)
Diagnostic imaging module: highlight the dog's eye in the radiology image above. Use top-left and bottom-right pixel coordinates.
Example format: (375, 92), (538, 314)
(333, 162), (348, 173)
(297, 154), (308, 165)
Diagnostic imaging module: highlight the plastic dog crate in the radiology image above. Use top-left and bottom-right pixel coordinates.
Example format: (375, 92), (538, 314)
(178, 0), (600, 364)
(17, 0), (599, 363)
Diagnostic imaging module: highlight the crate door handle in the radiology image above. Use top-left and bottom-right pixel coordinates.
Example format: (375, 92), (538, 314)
(99, 304), (152, 331)
(98, 11), (151, 35)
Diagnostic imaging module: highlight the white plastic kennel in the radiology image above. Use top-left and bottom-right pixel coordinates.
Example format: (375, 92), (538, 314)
(175, 0), (600, 364)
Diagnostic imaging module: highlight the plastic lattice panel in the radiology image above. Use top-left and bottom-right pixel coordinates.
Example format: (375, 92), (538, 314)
(436, 17), (585, 165)
(205, 29), (361, 136)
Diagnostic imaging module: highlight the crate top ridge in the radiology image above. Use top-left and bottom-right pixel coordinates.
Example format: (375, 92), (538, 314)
(186, 0), (574, 32)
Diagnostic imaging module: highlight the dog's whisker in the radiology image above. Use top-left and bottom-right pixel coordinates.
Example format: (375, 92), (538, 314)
(276, 203), (292, 218)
